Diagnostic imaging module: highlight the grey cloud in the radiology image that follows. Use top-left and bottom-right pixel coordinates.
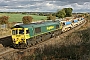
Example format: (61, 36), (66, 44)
(59, 0), (90, 4)
(57, 0), (89, 5)
(6, 6), (24, 9)
(49, 1), (69, 6)
(46, 0), (90, 5)
(0, 0), (90, 12)
(73, 9), (90, 13)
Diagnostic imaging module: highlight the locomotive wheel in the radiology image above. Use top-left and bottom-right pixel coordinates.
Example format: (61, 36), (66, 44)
(41, 34), (46, 41)
(13, 44), (18, 49)
(51, 31), (55, 38)
(35, 41), (39, 45)
(31, 42), (35, 46)
(28, 44), (32, 47)
(20, 44), (27, 49)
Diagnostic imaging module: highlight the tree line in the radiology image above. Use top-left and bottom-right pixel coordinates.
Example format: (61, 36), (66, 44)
(0, 8), (88, 25)
(23, 8), (73, 24)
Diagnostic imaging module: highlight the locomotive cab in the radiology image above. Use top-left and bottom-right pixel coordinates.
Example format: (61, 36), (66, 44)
(11, 27), (30, 48)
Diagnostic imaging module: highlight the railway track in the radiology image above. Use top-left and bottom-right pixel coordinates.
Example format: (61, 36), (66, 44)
(0, 20), (86, 59)
(0, 48), (17, 57)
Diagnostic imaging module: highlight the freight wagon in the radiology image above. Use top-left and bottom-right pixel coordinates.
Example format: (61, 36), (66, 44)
(61, 21), (72, 32)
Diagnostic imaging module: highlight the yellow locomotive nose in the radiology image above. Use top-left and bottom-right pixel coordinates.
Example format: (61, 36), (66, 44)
(11, 28), (30, 47)
(11, 28), (25, 44)
(12, 35), (25, 44)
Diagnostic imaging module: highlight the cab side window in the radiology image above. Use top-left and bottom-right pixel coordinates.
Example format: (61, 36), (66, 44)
(19, 30), (24, 34)
(56, 25), (59, 29)
(35, 27), (41, 33)
(12, 30), (15, 35)
(26, 30), (29, 34)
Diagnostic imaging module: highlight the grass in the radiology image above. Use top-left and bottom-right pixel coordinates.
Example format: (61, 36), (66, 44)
(0, 13), (47, 22)
(87, 15), (90, 22)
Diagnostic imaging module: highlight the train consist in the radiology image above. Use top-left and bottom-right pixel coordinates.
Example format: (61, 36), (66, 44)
(11, 17), (85, 48)
(61, 17), (84, 32)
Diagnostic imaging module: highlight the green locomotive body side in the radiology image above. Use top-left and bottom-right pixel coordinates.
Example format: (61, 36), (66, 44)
(28, 21), (61, 38)
(15, 20), (61, 38)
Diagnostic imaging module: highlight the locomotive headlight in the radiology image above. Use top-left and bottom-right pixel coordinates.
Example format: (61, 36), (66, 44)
(13, 39), (16, 42)
(13, 38), (15, 41)
(21, 38), (25, 43)
(21, 38), (25, 40)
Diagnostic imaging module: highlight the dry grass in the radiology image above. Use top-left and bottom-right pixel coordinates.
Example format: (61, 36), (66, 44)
(0, 29), (11, 38)
(0, 44), (3, 48)
(0, 22), (16, 38)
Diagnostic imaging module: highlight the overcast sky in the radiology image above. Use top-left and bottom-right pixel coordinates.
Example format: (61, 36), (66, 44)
(0, 0), (90, 13)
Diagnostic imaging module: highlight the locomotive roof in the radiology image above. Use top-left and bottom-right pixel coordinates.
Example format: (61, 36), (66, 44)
(12, 20), (60, 28)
